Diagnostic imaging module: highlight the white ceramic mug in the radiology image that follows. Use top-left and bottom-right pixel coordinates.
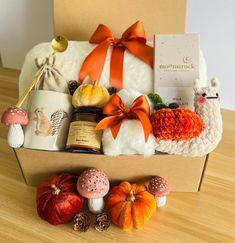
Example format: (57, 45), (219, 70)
(23, 90), (73, 151)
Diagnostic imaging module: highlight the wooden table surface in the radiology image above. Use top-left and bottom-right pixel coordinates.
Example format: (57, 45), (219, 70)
(0, 67), (234, 243)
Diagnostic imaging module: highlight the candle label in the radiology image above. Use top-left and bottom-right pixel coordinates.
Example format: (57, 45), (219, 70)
(154, 34), (200, 110)
(66, 121), (102, 149)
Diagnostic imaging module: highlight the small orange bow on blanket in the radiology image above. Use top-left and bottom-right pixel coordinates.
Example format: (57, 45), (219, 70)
(96, 94), (152, 142)
(78, 21), (153, 90)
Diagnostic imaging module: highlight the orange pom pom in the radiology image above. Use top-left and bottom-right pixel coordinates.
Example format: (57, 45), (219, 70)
(150, 108), (204, 140)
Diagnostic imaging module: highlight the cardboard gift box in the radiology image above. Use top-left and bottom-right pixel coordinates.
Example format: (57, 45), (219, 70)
(14, 148), (208, 191)
(13, 0), (209, 191)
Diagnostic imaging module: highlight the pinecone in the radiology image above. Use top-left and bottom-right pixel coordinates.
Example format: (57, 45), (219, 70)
(94, 212), (111, 232)
(107, 87), (117, 95)
(68, 80), (80, 95)
(73, 212), (90, 232)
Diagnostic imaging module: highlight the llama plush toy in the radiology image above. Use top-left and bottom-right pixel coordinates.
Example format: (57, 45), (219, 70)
(99, 89), (156, 156)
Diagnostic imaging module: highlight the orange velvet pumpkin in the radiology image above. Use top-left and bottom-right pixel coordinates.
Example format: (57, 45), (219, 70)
(108, 181), (156, 231)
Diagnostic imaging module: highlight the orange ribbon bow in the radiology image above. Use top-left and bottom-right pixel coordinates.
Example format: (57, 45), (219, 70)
(78, 21), (153, 90)
(96, 94), (152, 142)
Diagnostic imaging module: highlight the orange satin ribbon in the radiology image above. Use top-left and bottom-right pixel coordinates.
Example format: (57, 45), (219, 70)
(96, 94), (152, 142)
(78, 21), (153, 90)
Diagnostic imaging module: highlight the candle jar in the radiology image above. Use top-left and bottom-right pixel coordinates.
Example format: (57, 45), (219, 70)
(66, 107), (104, 153)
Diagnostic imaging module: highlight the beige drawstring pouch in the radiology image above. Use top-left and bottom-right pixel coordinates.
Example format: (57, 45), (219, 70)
(34, 55), (69, 94)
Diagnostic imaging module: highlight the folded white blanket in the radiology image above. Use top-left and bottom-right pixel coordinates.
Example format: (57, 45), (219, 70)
(19, 41), (207, 96)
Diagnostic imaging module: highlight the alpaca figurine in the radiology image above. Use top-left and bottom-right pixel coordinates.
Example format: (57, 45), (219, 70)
(101, 89), (156, 157)
(154, 78), (222, 157)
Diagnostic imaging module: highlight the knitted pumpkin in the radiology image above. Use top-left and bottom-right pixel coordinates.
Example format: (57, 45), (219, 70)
(72, 82), (110, 108)
(150, 107), (203, 140)
(36, 173), (84, 225)
(108, 181), (156, 231)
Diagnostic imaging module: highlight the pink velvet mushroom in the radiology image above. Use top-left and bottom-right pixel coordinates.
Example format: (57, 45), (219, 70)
(77, 168), (110, 214)
(1, 107), (29, 148)
(148, 176), (170, 207)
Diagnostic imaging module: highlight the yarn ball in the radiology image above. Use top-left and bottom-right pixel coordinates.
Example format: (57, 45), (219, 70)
(150, 107), (204, 140)
(36, 173), (84, 225)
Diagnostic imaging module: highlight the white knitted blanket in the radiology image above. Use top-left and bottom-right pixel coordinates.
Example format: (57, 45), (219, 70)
(19, 41), (207, 97)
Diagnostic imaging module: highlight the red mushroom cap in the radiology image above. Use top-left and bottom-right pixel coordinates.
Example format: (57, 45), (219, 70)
(77, 168), (109, 199)
(1, 107), (29, 125)
(148, 176), (170, 197)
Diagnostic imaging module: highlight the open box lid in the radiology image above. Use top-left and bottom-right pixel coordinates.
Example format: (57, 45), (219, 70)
(53, 0), (186, 41)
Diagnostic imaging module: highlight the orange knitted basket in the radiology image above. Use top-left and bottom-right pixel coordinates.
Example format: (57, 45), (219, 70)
(150, 108), (204, 140)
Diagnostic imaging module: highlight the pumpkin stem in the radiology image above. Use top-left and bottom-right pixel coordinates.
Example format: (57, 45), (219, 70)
(93, 80), (98, 86)
(51, 184), (61, 195)
(126, 190), (135, 202)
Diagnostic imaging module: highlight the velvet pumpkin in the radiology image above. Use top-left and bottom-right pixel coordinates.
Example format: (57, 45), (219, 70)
(72, 82), (110, 108)
(36, 173), (84, 225)
(108, 181), (156, 231)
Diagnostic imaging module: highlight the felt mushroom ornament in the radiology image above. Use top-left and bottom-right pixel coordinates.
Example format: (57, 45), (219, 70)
(77, 168), (110, 214)
(1, 107), (29, 148)
(148, 176), (170, 208)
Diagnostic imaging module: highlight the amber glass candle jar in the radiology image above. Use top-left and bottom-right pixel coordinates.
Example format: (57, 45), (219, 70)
(66, 107), (104, 153)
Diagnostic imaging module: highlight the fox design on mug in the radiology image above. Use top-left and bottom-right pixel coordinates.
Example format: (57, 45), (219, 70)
(33, 108), (68, 136)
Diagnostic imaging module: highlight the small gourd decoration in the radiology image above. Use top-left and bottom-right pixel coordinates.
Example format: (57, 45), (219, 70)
(72, 81), (110, 108)
(108, 181), (156, 231)
(36, 173), (84, 225)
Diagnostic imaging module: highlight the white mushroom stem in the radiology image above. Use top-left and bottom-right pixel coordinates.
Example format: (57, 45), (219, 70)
(88, 198), (105, 214)
(7, 124), (24, 148)
(156, 196), (167, 208)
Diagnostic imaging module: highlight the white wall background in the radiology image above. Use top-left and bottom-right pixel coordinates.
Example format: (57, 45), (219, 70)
(0, 0), (234, 110)
(0, 0), (53, 69)
(187, 0), (235, 111)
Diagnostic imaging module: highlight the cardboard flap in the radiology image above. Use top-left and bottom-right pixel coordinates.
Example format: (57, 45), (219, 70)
(54, 0), (186, 41)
